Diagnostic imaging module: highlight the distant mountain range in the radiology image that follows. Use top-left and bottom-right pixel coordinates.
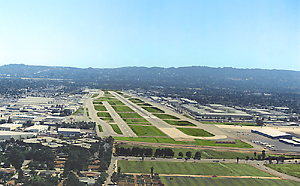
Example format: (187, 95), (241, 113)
(0, 64), (299, 91)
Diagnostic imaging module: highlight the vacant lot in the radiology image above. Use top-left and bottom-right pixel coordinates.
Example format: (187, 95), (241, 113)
(118, 161), (273, 177)
(114, 137), (252, 148)
(142, 106), (165, 113)
(110, 124), (123, 135)
(153, 114), (180, 120)
(164, 120), (196, 126)
(127, 122), (152, 125)
(118, 113), (143, 119)
(94, 105), (107, 111)
(129, 126), (167, 136)
(265, 164), (300, 178)
(177, 128), (214, 137)
(161, 177), (299, 186)
(112, 106), (134, 112)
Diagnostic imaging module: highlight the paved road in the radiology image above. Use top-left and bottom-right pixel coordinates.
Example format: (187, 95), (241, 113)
(103, 101), (137, 137)
(114, 156), (300, 183)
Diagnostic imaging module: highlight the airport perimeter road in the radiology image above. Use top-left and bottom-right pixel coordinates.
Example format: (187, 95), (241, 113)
(111, 91), (194, 140)
(103, 102), (137, 137)
(85, 97), (117, 137)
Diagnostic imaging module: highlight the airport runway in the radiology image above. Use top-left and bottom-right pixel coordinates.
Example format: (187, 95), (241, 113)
(103, 101), (137, 137)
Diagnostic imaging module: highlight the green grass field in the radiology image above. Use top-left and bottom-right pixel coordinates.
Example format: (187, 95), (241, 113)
(129, 98), (144, 104)
(104, 91), (114, 97)
(110, 124), (123, 135)
(177, 128), (215, 137)
(101, 117), (114, 122)
(94, 105), (107, 111)
(112, 106), (134, 112)
(94, 97), (116, 101)
(115, 143), (255, 159)
(137, 103), (152, 106)
(265, 164), (300, 178)
(127, 122), (152, 125)
(92, 101), (102, 104)
(183, 114), (193, 119)
(91, 94), (99, 98)
(123, 118), (149, 123)
(114, 137), (253, 148)
(201, 121), (257, 126)
(153, 114), (180, 120)
(161, 177), (299, 186)
(118, 113), (143, 118)
(107, 100), (125, 105)
(97, 112), (111, 117)
(164, 120), (196, 126)
(98, 125), (103, 132)
(128, 126), (168, 136)
(118, 161), (273, 177)
(142, 106), (165, 113)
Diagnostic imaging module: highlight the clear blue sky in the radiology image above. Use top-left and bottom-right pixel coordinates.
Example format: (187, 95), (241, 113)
(0, 0), (299, 70)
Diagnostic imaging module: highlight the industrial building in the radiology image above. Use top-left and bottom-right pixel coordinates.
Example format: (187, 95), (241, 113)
(251, 128), (292, 139)
(279, 139), (300, 146)
(0, 123), (22, 131)
(25, 125), (48, 133)
(58, 128), (81, 136)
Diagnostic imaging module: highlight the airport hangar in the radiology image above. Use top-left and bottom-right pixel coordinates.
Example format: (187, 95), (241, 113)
(251, 128), (292, 139)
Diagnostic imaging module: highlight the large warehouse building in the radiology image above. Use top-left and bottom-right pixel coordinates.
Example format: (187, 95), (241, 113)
(251, 128), (292, 139)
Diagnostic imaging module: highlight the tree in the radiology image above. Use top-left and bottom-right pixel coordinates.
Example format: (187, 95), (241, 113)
(118, 167), (121, 174)
(8, 149), (25, 170)
(64, 172), (84, 186)
(268, 156), (272, 164)
(262, 150), (266, 160)
(18, 169), (24, 181)
(178, 152), (183, 158)
(151, 166), (154, 178)
(236, 157), (239, 163)
(194, 151), (201, 160)
(111, 172), (118, 183)
(186, 151), (192, 159)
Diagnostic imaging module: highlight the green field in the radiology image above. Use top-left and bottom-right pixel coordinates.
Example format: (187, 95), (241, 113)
(183, 114), (193, 119)
(201, 121), (257, 126)
(118, 161), (273, 177)
(137, 103), (152, 106)
(153, 114), (180, 120)
(110, 124), (123, 135)
(161, 177), (299, 186)
(118, 113), (143, 118)
(93, 101), (102, 104)
(94, 105), (107, 111)
(95, 97), (116, 101)
(98, 125), (103, 132)
(164, 120), (196, 126)
(112, 106), (134, 112)
(104, 91), (113, 97)
(91, 94), (99, 98)
(123, 118), (149, 123)
(127, 122), (152, 125)
(142, 107), (165, 113)
(114, 137), (253, 148)
(177, 128), (215, 137)
(116, 143), (255, 159)
(129, 98), (144, 104)
(128, 126), (167, 136)
(107, 100), (125, 105)
(265, 164), (300, 178)
(97, 112), (111, 117)
(101, 117), (114, 122)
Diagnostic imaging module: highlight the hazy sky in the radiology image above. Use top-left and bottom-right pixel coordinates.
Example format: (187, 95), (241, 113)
(0, 0), (299, 70)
